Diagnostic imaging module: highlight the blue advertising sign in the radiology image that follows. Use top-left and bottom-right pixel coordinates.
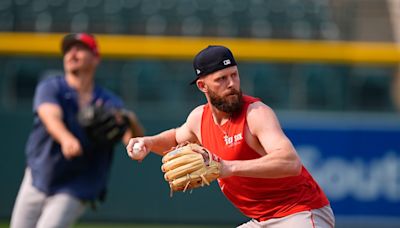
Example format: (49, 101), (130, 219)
(285, 125), (400, 217)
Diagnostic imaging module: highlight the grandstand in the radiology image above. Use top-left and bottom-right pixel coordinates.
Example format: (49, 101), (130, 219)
(0, 0), (397, 113)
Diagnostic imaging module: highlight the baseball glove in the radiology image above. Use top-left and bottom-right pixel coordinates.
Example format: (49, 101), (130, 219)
(161, 143), (221, 195)
(77, 103), (129, 146)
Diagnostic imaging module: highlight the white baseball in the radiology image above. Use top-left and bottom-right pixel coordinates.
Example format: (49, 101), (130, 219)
(133, 143), (141, 154)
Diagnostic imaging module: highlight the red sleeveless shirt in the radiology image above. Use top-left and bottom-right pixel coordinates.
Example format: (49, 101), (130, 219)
(201, 95), (329, 221)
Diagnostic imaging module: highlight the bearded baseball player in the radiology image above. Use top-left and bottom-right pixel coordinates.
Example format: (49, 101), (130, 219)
(127, 45), (334, 227)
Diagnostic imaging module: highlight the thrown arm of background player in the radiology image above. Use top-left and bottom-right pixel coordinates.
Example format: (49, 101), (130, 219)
(39, 104), (144, 159)
(38, 103), (82, 160)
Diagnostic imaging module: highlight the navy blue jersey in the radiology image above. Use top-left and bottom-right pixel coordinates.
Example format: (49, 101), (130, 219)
(26, 76), (124, 201)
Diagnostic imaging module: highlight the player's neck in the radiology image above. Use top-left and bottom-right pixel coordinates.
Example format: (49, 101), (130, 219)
(210, 106), (231, 126)
(65, 72), (94, 93)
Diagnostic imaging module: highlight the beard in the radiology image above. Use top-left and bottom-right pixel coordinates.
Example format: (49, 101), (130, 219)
(208, 88), (243, 115)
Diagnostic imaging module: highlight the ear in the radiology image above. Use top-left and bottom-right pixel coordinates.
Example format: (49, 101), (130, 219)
(196, 79), (207, 93)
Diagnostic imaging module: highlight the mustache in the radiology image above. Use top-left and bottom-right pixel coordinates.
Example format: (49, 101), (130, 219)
(225, 89), (240, 96)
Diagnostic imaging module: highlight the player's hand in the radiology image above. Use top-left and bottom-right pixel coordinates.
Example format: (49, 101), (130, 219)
(60, 135), (83, 159)
(126, 137), (151, 161)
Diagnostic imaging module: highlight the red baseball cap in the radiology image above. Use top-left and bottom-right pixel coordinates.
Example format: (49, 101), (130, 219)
(61, 33), (99, 56)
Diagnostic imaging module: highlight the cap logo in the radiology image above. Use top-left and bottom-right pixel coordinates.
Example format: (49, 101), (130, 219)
(223, 59), (231, 65)
(191, 45), (237, 84)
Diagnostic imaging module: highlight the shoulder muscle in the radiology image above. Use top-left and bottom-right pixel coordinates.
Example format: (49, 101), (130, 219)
(247, 101), (283, 138)
(175, 105), (204, 144)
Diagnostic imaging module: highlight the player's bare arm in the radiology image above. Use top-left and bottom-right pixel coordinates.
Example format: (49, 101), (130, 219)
(126, 105), (202, 160)
(126, 128), (176, 160)
(220, 101), (302, 178)
(37, 103), (83, 159)
(175, 105), (204, 144)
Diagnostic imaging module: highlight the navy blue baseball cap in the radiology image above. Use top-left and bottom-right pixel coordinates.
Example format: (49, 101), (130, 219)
(191, 45), (237, 84)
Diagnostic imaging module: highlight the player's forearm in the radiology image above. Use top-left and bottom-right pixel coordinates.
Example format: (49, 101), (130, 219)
(221, 147), (302, 179)
(44, 119), (75, 144)
(37, 105), (75, 144)
(146, 128), (178, 156)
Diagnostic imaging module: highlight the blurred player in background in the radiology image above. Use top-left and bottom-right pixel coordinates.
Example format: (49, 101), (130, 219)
(127, 45), (334, 227)
(10, 33), (144, 228)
